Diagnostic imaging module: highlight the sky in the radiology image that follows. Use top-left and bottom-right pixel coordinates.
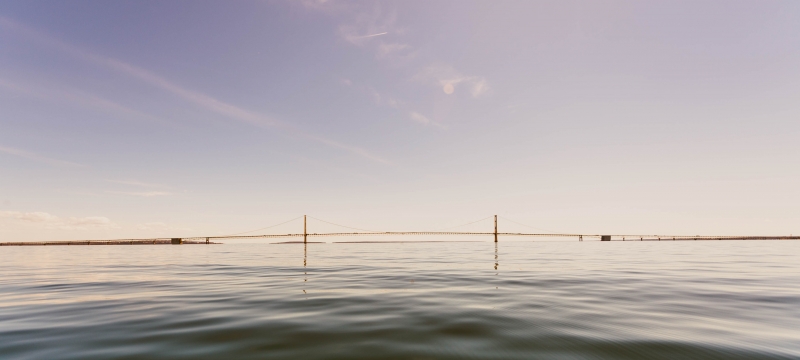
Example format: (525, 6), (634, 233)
(1, 0), (799, 241)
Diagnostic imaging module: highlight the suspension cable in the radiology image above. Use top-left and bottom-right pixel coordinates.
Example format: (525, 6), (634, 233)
(307, 216), (381, 233)
(429, 216), (493, 231)
(220, 216), (304, 237)
(498, 216), (563, 233)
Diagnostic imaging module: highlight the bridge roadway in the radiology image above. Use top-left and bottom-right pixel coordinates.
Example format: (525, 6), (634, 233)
(2, 232), (799, 246)
(184, 232), (800, 241)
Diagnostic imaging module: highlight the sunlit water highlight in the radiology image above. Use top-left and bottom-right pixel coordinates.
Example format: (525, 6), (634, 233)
(1, 241), (798, 359)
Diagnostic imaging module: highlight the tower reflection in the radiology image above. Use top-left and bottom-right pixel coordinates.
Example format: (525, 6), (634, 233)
(303, 243), (307, 295)
(494, 242), (498, 271)
(303, 243), (307, 279)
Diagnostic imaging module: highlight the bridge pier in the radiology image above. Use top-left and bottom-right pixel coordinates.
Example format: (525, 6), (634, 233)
(171, 238), (182, 245)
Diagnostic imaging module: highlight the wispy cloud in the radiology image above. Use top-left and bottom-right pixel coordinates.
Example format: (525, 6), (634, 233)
(0, 77), (167, 126)
(135, 222), (191, 232)
(410, 111), (431, 125)
(370, 87), (402, 109)
(413, 64), (490, 98)
(302, 1), (412, 58)
(338, 11), (395, 46)
(304, 134), (389, 164)
(410, 111), (446, 129)
(333, 5), (414, 62)
(0, 16), (388, 164)
(376, 42), (411, 59)
(471, 79), (489, 98)
(0, 145), (85, 168)
(1, 211), (59, 223)
(0, 211), (115, 230)
(303, 3), (463, 131)
(299, 0), (335, 11)
(352, 82), (445, 130)
(106, 179), (167, 188)
(106, 191), (172, 197)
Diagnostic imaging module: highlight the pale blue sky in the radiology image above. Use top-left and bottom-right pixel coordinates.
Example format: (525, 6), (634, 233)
(1, 0), (799, 241)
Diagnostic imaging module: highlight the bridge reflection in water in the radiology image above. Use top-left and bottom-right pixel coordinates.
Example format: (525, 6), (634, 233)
(297, 239), (502, 278)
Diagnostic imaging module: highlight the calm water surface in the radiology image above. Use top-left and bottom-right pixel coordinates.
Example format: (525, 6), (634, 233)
(1, 240), (798, 359)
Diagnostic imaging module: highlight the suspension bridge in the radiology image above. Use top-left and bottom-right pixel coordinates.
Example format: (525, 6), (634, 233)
(1, 215), (798, 246)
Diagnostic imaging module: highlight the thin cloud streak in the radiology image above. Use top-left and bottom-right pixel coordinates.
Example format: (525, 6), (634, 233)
(306, 135), (390, 164)
(0, 16), (388, 164)
(0, 77), (167, 126)
(410, 112), (446, 129)
(355, 81), (443, 131)
(376, 42), (411, 59)
(413, 64), (489, 98)
(0, 211), (115, 230)
(106, 191), (172, 197)
(136, 222), (191, 232)
(0, 145), (85, 168)
(106, 180), (167, 188)
(336, 5), (399, 46)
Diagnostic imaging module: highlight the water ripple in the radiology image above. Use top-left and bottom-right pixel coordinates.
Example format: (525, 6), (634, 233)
(0, 241), (798, 359)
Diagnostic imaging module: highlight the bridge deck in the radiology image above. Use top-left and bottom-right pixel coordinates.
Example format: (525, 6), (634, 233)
(2, 232), (799, 246)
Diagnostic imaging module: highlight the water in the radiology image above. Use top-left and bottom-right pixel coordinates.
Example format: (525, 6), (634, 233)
(1, 240), (798, 359)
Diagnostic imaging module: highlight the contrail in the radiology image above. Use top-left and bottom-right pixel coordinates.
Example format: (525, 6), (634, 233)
(358, 32), (387, 38)
(0, 16), (389, 164)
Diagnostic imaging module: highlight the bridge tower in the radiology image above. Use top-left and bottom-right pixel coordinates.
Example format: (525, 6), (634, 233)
(304, 215), (307, 244)
(494, 215), (498, 242)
